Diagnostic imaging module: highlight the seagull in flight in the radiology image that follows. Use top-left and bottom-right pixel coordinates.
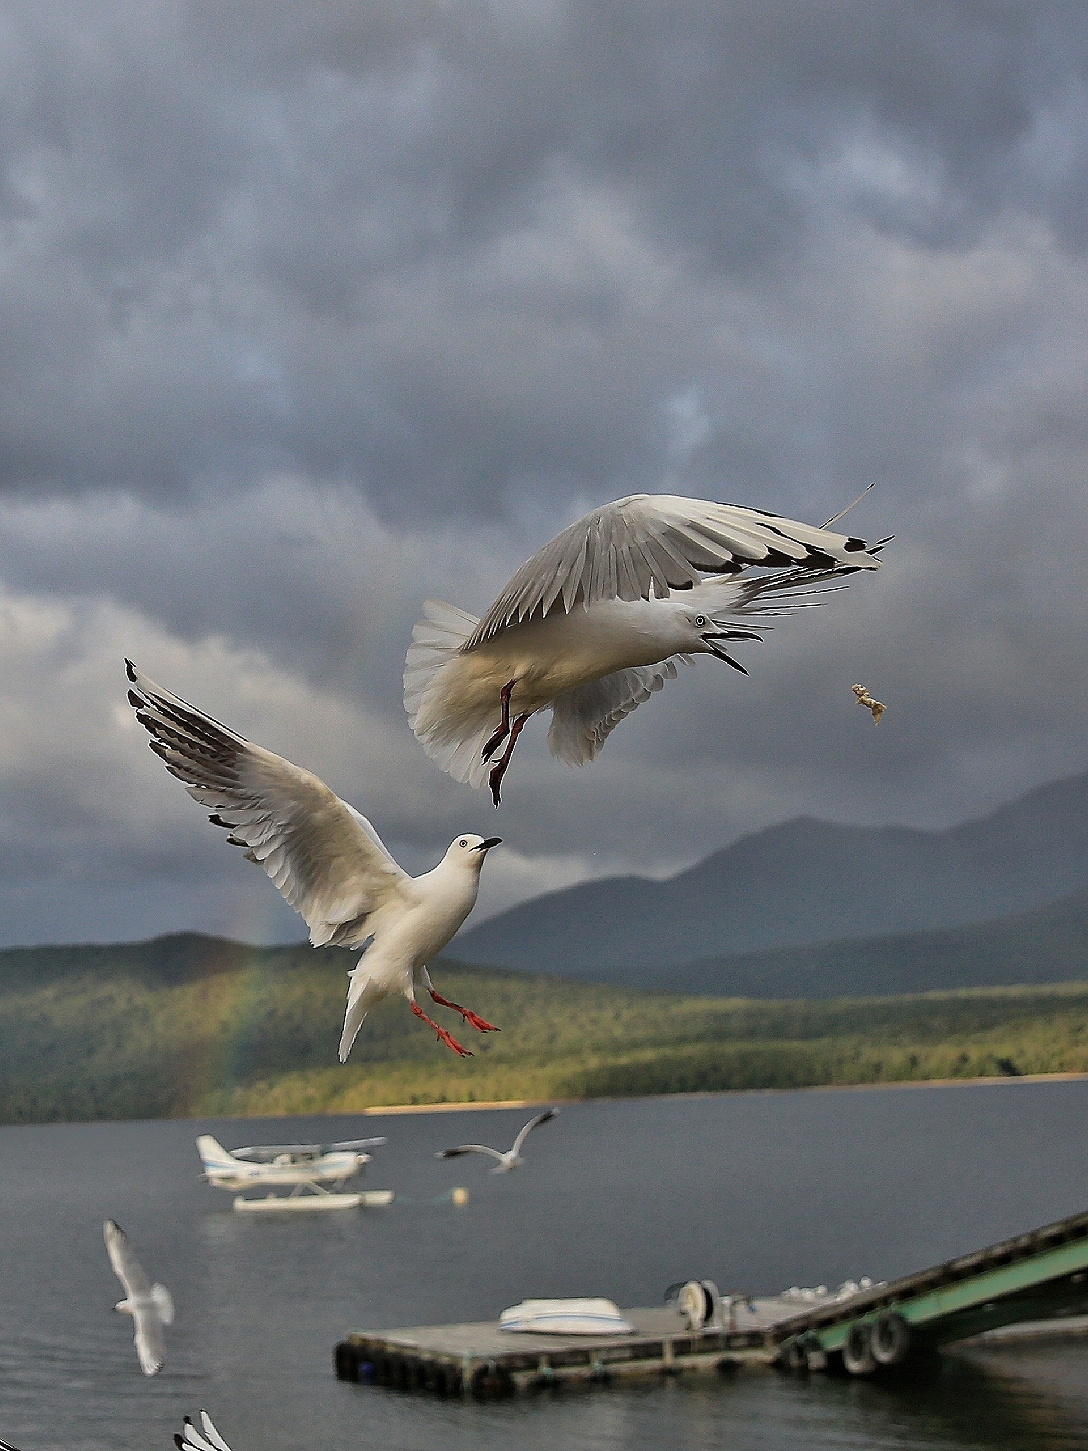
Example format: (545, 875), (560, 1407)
(125, 661), (501, 1060)
(103, 1220), (173, 1376)
(436, 1107), (559, 1172)
(405, 493), (883, 802)
(175, 1411), (232, 1451)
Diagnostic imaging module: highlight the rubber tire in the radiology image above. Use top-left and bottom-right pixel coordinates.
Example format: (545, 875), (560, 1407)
(782, 1339), (809, 1372)
(871, 1311), (912, 1367)
(842, 1321), (877, 1376)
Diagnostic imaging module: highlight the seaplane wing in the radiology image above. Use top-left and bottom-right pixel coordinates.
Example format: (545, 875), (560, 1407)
(230, 1137), (387, 1162)
(230, 1144), (326, 1163)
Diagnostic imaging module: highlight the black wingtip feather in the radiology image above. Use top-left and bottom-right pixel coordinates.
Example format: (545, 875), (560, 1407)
(127, 689), (144, 708)
(124, 658), (137, 682)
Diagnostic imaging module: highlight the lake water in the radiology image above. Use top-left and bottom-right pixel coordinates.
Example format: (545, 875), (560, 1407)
(2, 1080), (1088, 1450)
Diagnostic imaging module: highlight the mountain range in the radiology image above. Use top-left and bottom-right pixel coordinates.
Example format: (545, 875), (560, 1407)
(456, 769), (1088, 983)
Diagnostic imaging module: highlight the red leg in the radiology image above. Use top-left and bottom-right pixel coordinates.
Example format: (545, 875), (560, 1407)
(412, 1000), (472, 1057)
(482, 679), (517, 762)
(429, 989), (500, 1033)
(489, 711), (530, 806)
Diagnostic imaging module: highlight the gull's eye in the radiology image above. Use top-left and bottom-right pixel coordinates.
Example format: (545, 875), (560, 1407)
(694, 615), (707, 628)
(459, 838), (468, 848)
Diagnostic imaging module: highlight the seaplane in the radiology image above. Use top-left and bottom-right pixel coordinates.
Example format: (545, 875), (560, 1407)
(196, 1134), (394, 1213)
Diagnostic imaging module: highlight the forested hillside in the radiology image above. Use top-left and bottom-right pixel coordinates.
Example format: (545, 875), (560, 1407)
(3, 933), (1088, 1123)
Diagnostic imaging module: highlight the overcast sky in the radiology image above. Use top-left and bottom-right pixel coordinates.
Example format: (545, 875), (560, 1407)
(1, 0), (1087, 947)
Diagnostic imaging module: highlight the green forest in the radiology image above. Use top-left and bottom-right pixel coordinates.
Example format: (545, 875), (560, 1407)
(2, 933), (1088, 1123)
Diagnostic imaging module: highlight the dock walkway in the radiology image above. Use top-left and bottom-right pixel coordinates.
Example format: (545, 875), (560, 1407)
(335, 1202), (1088, 1397)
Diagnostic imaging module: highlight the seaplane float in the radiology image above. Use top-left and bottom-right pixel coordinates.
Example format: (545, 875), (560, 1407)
(197, 1134), (394, 1213)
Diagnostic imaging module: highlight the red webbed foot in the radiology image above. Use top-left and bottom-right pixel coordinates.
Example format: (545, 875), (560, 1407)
(412, 1000), (473, 1057)
(429, 990), (499, 1033)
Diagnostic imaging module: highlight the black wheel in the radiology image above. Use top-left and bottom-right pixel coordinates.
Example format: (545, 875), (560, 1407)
(782, 1338), (808, 1372)
(842, 1321), (876, 1376)
(871, 1311), (912, 1367)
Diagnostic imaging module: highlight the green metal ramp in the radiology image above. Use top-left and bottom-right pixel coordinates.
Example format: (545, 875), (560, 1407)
(774, 1203), (1088, 1375)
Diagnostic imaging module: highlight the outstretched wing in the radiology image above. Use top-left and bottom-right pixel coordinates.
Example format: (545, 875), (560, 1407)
(435, 1144), (506, 1161)
(546, 663), (690, 766)
(126, 662), (410, 948)
(175, 1412), (233, 1451)
(511, 1108), (559, 1156)
(104, 1220), (150, 1298)
(468, 495), (879, 647)
(131, 1302), (167, 1376)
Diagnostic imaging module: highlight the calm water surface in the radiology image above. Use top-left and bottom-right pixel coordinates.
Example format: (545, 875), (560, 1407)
(2, 1081), (1088, 1450)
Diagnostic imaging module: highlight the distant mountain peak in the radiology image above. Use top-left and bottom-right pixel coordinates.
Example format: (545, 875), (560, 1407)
(457, 768), (1088, 983)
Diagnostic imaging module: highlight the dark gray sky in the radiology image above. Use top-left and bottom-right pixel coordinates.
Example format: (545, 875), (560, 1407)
(2, 0), (1087, 946)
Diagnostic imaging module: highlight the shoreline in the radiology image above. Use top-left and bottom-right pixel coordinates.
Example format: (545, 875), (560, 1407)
(350, 1069), (1088, 1118)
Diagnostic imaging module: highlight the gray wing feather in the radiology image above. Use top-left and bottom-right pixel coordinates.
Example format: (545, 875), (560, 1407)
(177, 1414), (233, 1451)
(132, 1302), (166, 1376)
(125, 662), (409, 948)
(436, 1145), (505, 1161)
(104, 1220), (151, 1296)
(468, 495), (878, 647)
(511, 1109), (558, 1156)
(547, 663), (687, 766)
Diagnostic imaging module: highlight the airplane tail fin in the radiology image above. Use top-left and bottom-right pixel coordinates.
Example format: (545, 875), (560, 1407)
(196, 1135), (237, 1173)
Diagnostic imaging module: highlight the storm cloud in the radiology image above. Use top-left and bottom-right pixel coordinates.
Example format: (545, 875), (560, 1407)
(1, 1), (1087, 946)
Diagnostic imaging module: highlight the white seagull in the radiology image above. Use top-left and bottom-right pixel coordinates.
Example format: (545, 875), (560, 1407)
(435, 1107), (559, 1172)
(175, 1411), (232, 1451)
(125, 661), (501, 1059)
(405, 493), (884, 802)
(103, 1220), (174, 1377)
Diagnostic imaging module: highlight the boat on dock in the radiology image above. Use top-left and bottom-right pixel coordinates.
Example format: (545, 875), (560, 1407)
(334, 1200), (1088, 1397)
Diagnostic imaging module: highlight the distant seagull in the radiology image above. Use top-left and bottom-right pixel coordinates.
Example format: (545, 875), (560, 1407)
(103, 1220), (174, 1377)
(852, 683), (886, 723)
(175, 1411), (232, 1451)
(405, 494), (884, 802)
(436, 1107), (559, 1171)
(125, 661), (501, 1059)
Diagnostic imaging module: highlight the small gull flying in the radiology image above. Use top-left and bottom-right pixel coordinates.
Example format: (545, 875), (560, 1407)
(125, 662), (501, 1059)
(405, 493), (884, 802)
(103, 1219), (173, 1376)
(435, 1107), (559, 1171)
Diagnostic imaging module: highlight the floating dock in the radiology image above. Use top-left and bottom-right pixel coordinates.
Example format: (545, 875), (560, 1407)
(334, 1201), (1088, 1397)
(335, 1304), (776, 1396)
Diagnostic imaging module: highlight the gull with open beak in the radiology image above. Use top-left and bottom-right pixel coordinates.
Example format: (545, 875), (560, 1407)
(405, 493), (884, 803)
(125, 661), (502, 1059)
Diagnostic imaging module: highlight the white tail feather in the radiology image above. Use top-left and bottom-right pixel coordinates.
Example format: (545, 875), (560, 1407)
(404, 600), (498, 788)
